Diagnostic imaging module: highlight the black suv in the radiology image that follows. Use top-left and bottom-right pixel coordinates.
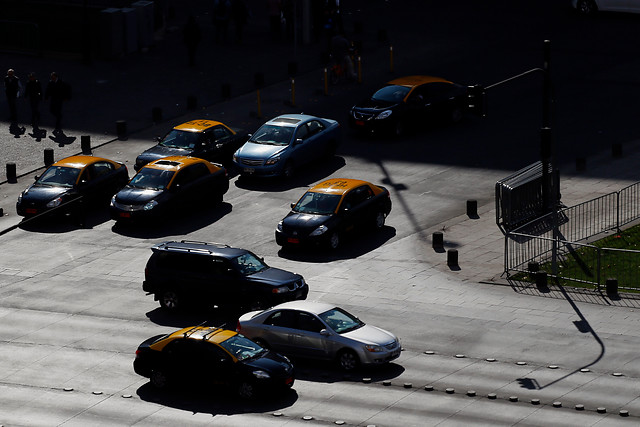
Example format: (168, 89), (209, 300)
(143, 241), (308, 311)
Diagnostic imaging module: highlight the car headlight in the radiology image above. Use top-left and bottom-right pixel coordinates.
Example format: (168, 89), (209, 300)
(252, 370), (271, 379)
(46, 197), (63, 208)
(143, 200), (158, 211)
(272, 286), (290, 294)
(310, 224), (328, 236)
(17, 193), (23, 204)
(277, 221), (283, 231)
(365, 344), (384, 353)
(233, 154), (238, 162)
(265, 157), (279, 165)
(110, 195), (116, 206)
(376, 110), (392, 120)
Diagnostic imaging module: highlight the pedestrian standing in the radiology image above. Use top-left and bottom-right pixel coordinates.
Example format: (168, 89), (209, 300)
(24, 72), (42, 128)
(45, 72), (69, 134)
(4, 68), (20, 124)
(182, 15), (202, 67)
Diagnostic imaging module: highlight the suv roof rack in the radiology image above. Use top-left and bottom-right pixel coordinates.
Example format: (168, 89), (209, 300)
(155, 240), (232, 255)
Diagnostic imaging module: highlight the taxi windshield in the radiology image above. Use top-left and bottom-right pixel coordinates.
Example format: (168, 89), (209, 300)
(249, 124), (293, 145)
(128, 168), (175, 190)
(293, 191), (341, 215)
(219, 334), (265, 361)
(159, 129), (200, 149)
(231, 252), (268, 275)
(37, 166), (81, 187)
(372, 85), (410, 103)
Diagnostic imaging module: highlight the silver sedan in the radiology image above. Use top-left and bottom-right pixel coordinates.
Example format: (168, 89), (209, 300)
(237, 301), (401, 371)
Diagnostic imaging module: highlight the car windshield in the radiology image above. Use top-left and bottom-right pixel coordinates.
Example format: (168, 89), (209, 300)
(128, 168), (175, 190)
(293, 191), (342, 215)
(372, 85), (410, 103)
(159, 129), (199, 149)
(219, 334), (265, 361)
(318, 307), (364, 334)
(231, 252), (269, 275)
(249, 124), (294, 145)
(37, 166), (81, 187)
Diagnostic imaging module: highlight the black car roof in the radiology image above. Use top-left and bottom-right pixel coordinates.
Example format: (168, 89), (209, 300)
(151, 240), (248, 258)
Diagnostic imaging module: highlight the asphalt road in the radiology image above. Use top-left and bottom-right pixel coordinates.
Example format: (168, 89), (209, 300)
(2, 1), (640, 426)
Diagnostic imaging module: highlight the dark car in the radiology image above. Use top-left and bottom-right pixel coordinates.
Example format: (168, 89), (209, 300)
(134, 119), (248, 171)
(16, 155), (129, 219)
(232, 114), (341, 178)
(142, 240), (309, 311)
(348, 75), (469, 136)
(133, 326), (295, 399)
(275, 178), (392, 250)
(110, 156), (228, 221)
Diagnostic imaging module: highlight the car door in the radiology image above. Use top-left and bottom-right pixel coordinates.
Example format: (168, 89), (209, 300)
(290, 311), (329, 359)
(212, 257), (241, 304)
(304, 119), (328, 159)
(259, 309), (299, 355)
(200, 341), (235, 385)
(289, 122), (315, 166)
(170, 163), (210, 207)
(339, 185), (374, 233)
(78, 162), (113, 202)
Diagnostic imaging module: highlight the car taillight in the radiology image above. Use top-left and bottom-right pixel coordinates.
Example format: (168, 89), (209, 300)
(135, 349), (141, 357)
(236, 321), (241, 332)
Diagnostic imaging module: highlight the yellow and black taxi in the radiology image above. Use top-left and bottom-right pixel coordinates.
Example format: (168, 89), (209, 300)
(134, 326), (295, 399)
(348, 75), (469, 136)
(110, 156), (228, 221)
(134, 119), (248, 171)
(16, 155), (129, 218)
(275, 178), (392, 250)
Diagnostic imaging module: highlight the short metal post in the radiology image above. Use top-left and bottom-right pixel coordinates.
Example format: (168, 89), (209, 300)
(447, 249), (458, 267)
(6, 162), (17, 183)
(81, 135), (91, 154)
(432, 231), (443, 249)
(44, 148), (54, 167)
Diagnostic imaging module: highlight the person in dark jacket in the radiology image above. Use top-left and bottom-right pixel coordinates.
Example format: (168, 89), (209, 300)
(24, 72), (43, 128)
(45, 72), (68, 133)
(4, 68), (20, 124)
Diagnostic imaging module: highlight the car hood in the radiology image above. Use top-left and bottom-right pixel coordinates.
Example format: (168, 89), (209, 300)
(20, 184), (70, 202)
(137, 145), (192, 163)
(282, 212), (329, 229)
(341, 324), (397, 346)
(353, 98), (398, 111)
(248, 267), (302, 285)
(115, 187), (162, 204)
(235, 142), (287, 160)
(244, 350), (293, 375)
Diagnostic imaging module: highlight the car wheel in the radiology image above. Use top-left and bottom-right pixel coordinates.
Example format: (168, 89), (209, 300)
(282, 161), (295, 179)
(393, 120), (405, 137)
(329, 232), (340, 250)
(159, 290), (179, 311)
(237, 380), (256, 399)
(576, 0), (597, 14)
(150, 369), (169, 389)
(374, 211), (386, 229)
(253, 338), (270, 350)
(337, 349), (360, 371)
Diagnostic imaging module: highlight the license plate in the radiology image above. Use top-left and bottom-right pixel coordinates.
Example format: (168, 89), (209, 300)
(26, 208), (37, 214)
(287, 237), (300, 244)
(355, 120), (364, 126)
(119, 212), (131, 218)
(243, 167), (255, 174)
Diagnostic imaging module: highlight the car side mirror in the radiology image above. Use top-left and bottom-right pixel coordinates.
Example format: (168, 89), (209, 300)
(320, 329), (331, 336)
(290, 203), (296, 209)
(34, 175), (39, 181)
(171, 183), (181, 192)
(294, 138), (303, 145)
(154, 136), (161, 142)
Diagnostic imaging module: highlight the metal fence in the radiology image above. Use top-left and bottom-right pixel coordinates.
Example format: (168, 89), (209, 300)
(505, 181), (640, 292)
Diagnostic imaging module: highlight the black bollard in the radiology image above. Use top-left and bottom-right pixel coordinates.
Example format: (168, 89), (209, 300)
(535, 271), (548, 289)
(528, 261), (539, 273)
(447, 249), (458, 267)
(466, 200), (477, 217)
(606, 278), (618, 297)
(116, 120), (127, 140)
(187, 95), (197, 110)
(221, 83), (231, 100)
(152, 107), (162, 123)
(432, 231), (443, 249)
(6, 162), (17, 183)
(81, 135), (91, 154)
(44, 148), (54, 167)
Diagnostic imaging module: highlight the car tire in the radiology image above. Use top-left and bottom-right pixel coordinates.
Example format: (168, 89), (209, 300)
(159, 290), (180, 311)
(237, 380), (256, 399)
(150, 369), (169, 389)
(328, 232), (340, 250)
(374, 211), (386, 229)
(337, 349), (360, 371)
(253, 338), (270, 350)
(576, 0), (597, 14)
(393, 120), (405, 137)
(282, 161), (295, 179)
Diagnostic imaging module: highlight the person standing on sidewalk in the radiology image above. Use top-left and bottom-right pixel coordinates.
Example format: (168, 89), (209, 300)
(4, 68), (20, 124)
(24, 72), (42, 128)
(45, 72), (69, 134)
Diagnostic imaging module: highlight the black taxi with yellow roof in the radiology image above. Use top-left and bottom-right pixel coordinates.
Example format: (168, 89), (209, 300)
(110, 155), (228, 221)
(16, 154), (129, 218)
(348, 74), (468, 136)
(276, 178), (392, 250)
(134, 119), (248, 170)
(133, 325), (295, 399)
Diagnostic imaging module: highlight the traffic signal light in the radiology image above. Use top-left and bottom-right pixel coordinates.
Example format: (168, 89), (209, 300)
(467, 84), (486, 117)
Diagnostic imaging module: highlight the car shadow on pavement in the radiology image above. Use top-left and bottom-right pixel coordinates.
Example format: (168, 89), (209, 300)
(146, 306), (241, 330)
(234, 156), (347, 193)
(18, 207), (113, 233)
(292, 358), (404, 384)
(111, 202), (233, 238)
(136, 382), (298, 415)
(277, 225), (396, 263)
